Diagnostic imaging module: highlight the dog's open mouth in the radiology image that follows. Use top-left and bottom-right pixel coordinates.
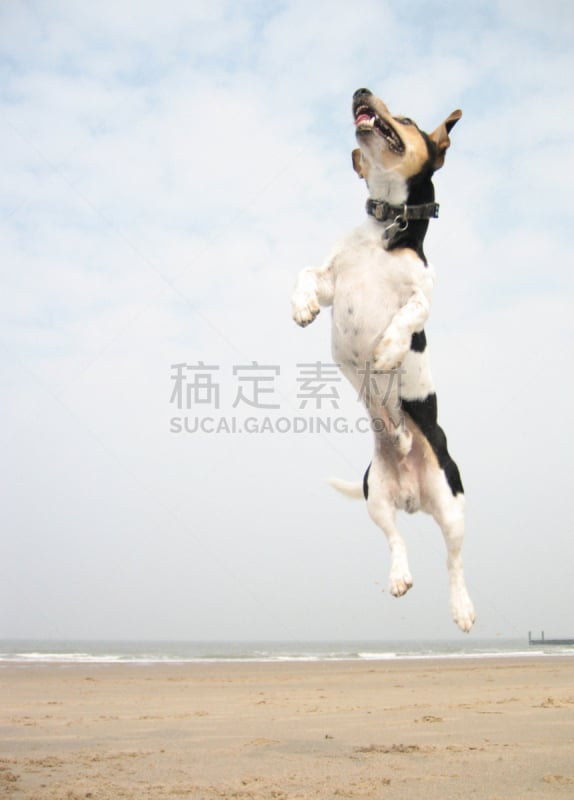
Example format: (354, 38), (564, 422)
(354, 105), (404, 153)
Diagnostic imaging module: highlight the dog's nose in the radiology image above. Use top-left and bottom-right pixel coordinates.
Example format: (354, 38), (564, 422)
(353, 88), (372, 101)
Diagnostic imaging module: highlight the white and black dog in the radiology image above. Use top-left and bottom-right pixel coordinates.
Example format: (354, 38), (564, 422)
(291, 88), (475, 632)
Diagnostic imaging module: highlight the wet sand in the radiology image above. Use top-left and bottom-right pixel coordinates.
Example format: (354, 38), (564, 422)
(1, 656), (573, 798)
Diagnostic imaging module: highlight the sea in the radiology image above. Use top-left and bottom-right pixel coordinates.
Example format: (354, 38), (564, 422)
(1, 638), (573, 666)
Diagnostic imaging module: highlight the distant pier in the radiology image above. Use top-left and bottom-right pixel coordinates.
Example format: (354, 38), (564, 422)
(529, 631), (574, 646)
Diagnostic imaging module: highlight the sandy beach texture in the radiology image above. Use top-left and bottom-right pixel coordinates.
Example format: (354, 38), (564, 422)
(1, 656), (573, 799)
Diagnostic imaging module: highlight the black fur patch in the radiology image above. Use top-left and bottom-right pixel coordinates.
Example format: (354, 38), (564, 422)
(410, 330), (427, 353)
(363, 463), (371, 500)
(387, 133), (436, 264)
(401, 394), (464, 496)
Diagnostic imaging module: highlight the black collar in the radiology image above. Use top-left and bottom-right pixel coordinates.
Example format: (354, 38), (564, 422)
(366, 198), (439, 245)
(366, 198), (439, 222)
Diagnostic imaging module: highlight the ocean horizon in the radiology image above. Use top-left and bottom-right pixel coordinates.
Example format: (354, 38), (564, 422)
(1, 638), (573, 665)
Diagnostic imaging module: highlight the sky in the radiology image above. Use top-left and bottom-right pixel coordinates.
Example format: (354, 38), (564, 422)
(1, 0), (573, 643)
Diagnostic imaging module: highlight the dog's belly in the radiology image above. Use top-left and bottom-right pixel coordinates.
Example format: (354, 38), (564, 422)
(331, 265), (400, 359)
(332, 299), (395, 371)
(330, 243), (434, 401)
(330, 281), (401, 407)
(330, 245), (407, 372)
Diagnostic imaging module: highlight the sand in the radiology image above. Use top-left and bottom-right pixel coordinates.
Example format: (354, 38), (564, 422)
(1, 656), (573, 799)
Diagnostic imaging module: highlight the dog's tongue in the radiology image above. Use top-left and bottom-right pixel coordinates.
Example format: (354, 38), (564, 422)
(355, 113), (372, 125)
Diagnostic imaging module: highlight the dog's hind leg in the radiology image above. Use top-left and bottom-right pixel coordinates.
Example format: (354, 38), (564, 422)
(366, 460), (413, 597)
(368, 374), (412, 457)
(375, 403), (412, 457)
(424, 472), (475, 632)
(402, 395), (474, 630)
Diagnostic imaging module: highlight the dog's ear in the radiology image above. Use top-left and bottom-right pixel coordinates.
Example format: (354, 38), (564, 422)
(428, 109), (462, 170)
(352, 148), (365, 179)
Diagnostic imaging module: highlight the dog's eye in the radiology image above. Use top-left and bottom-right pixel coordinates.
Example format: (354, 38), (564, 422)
(396, 117), (414, 126)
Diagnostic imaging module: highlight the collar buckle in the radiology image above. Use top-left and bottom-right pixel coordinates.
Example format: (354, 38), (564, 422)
(382, 213), (409, 243)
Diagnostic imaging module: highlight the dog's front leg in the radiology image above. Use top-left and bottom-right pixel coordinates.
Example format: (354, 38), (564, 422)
(291, 259), (335, 327)
(373, 287), (430, 372)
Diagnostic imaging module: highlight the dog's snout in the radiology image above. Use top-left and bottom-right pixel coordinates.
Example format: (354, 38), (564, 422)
(353, 88), (372, 102)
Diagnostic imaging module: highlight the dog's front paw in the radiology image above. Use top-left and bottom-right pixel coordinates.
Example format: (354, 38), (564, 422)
(292, 291), (320, 327)
(372, 332), (410, 372)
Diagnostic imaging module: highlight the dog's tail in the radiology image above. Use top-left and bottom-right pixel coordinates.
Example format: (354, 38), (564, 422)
(328, 477), (364, 500)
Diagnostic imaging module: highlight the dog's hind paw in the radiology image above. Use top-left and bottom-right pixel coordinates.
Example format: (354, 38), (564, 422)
(451, 590), (476, 633)
(292, 291), (320, 327)
(389, 571), (414, 597)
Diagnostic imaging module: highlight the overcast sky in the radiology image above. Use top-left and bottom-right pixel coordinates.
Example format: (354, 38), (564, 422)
(1, 0), (573, 643)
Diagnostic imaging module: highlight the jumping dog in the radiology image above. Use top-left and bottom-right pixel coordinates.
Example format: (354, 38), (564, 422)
(291, 88), (475, 632)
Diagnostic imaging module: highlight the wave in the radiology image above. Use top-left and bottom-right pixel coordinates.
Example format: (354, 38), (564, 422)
(1, 639), (572, 666)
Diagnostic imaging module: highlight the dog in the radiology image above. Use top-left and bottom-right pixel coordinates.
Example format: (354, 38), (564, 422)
(291, 88), (475, 632)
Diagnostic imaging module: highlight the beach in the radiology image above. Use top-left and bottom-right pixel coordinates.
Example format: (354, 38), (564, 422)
(1, 656), (573, 799)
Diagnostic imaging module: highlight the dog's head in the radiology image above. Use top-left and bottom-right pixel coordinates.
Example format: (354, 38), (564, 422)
(351, 88), (461, 197)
